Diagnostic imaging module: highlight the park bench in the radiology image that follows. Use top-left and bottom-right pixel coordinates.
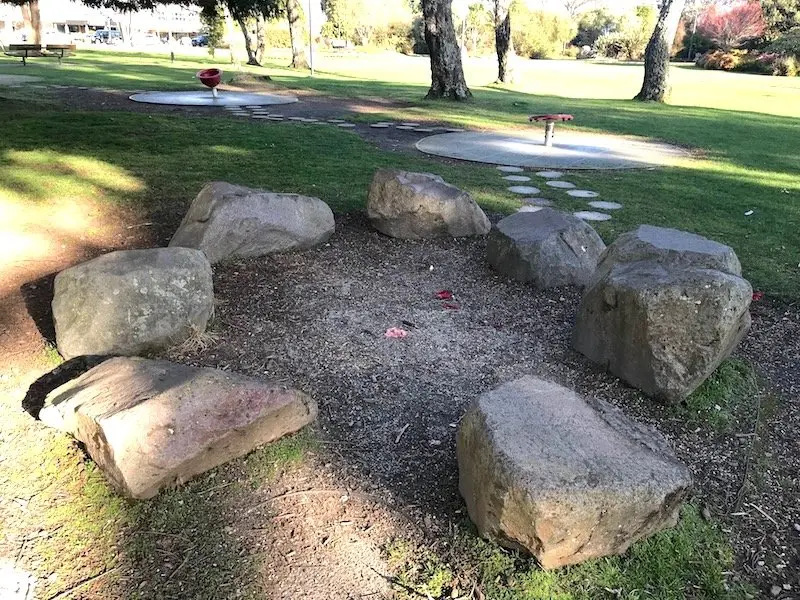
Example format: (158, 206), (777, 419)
(529, 113), (574, 147)
(5, 43), (75, 66)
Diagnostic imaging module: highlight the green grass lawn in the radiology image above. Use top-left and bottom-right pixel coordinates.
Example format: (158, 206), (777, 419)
(1, 49), (797, 298)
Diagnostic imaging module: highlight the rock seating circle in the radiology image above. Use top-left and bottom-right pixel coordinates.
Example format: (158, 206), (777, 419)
(45, 149), (748, 568)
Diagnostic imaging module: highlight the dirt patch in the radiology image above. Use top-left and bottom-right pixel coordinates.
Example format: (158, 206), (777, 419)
(154, 213), (797, 598)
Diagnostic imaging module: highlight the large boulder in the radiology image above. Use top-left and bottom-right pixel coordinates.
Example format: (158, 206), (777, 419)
(367, 169), (490, 239)
(594, 225), (743, 280)
(573, 226), (751, 402)
(457, 376), (691, 569)
(487, 209), (606, 288)
(39, 357), (318, 499)
(169, 181), (335, 264)
(52, 248), (214, 359)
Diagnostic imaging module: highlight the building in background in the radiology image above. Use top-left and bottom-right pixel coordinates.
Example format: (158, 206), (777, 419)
(0, 1), (202, 45)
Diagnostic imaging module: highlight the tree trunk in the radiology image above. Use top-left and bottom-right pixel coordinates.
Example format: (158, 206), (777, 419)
(22, 0), (42, 45)
(494, 0), (514, 83)
(236, 17), (260, 65)
(287, 0), (309, 70)
(634, 0), (686, 102)
(422, 0), (471, 100)
(255, 14), (266, 64)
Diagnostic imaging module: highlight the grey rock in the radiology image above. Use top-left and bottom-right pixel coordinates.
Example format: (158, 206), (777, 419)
(594, 224), (742, 281)
(39, 357), (318, 499)
(169, 181), (335, 264)
(573, 227), (752, 402)
(457, 376), (691, 569)
(52, 248), (213, 359)
(486, 209), (606, 288)
(367, 169), (490, 239)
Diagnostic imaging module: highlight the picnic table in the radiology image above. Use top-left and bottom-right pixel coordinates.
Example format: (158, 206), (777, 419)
(5, 43), (75, 65)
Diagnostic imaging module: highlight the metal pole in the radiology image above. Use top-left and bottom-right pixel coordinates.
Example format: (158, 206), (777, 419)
(308, 0), (314, 76)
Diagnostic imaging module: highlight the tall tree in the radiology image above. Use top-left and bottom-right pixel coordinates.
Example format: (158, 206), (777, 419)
(422, 0), (471, 99)
(760, 0), (800, 38)
(634, 0), (686, 102)
(494, 0), (514, 83)
(286, 0), (309, 68)
(2, 1), (42, 44)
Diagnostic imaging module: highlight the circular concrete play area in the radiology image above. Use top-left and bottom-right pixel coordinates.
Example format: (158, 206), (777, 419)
(416, 130), (690, 170)
(128, 90), (298, 106)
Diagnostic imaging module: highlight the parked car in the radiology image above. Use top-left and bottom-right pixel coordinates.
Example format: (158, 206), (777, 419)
(91, 30), (122, 45)
(191, 34), (209, 47)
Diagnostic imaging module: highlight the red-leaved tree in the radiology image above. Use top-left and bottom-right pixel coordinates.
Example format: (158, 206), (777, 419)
(697, 1), (766, 51)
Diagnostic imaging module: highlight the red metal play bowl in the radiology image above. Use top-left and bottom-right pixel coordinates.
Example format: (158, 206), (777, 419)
(197, 68), (222, 89)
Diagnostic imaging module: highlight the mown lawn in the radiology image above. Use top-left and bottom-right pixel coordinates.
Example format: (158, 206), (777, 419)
(2, 49), (798, 298)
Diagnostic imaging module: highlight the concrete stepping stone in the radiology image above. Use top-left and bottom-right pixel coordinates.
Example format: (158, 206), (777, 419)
(338, 123), (357, 128)
(546, 180), (576, 189)
(567, 190), (599, 198)
(267, 116), (285, 121)
(327, 119), (346, 123)
(396, 125), (416, 131)
(415, 127), (436, 133)
(521, 198), (554, 207)
(303, 117), (320, 122)
(517, 205), (544, 213)
(503, 175), (532, 182)
(507, 186), (541, 195)
(244, 105), (262, 109)
(288, 116), (305, 121)
(252, 115), (270, 119)
(574, 211), (612, 221)
(497, 166), (524, 173)
(536, 171), (564, 178)
(370, 123), (391, 129)
(400, 122), (420, 127)
(589, 201), (623, 210)
(446, 128), (465, 133)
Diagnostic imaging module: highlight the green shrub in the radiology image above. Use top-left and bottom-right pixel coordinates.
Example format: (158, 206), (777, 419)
(511, 7), (576, 59)
(696, 49), (745, 70)
(765, 27), (800, 57)
(594, 5), (656, 60)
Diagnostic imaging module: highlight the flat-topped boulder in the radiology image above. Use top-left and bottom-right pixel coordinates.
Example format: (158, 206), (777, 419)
(52, 248), (214, 359)
(457, 376), (691, 569)
(367, 169), (490, 239)
(573, 226), (751, 402)
(169, 181), (335, 264)
(594, 224), (742, 281)
(487, 209), (606, 288)
(39, 357), (318, 499)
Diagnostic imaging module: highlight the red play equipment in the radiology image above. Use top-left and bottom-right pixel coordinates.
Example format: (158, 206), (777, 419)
(529, 113), (574, 147)
(197, 68), (222, 97)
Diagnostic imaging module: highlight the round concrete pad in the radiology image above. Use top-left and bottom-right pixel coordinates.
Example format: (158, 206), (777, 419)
(503, 175), (532, 182)
(0, 75), (43, 85)
(129, 91), (298, 106)
(536, 171), (564, 178)
(497, 165), (524, 173)
(589, 201), (623, 210)
(567, 190), (599, 198)
(546, 180), (576, 189)
(507, 186), (541, 195)
(518, 205), (544, 212)
(575, 211), (612, 221)
(416, 131), (689, 170)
